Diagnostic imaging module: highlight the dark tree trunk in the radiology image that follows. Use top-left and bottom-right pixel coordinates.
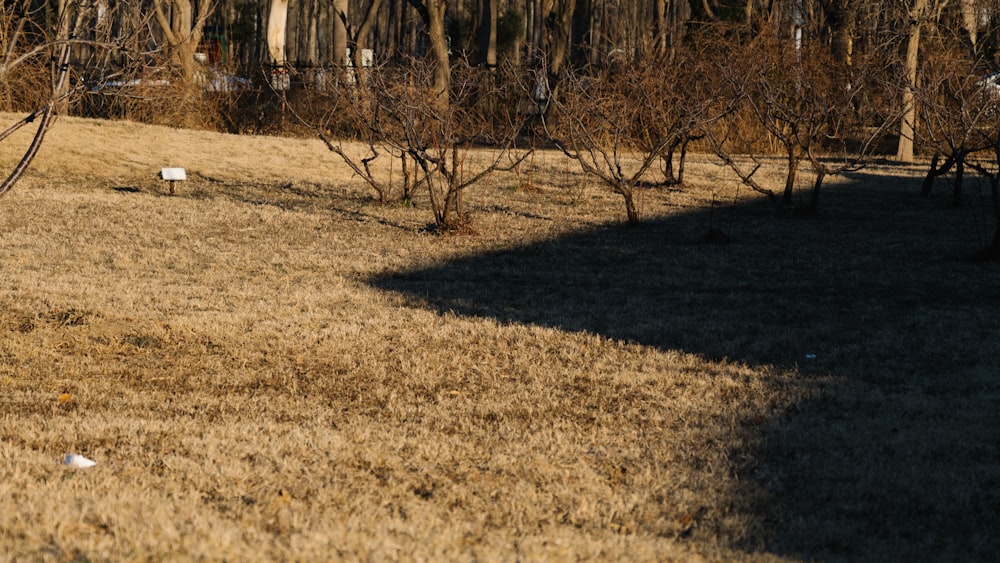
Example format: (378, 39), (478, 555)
(477, 0), (497, 67)
(922, 152), (949, 197)
(544, 0), (576, 80)
(661, 138), (680, 185)
(620, 186), (639, 224)
(829, 0), (857, 66)
(953, 154), (965, 208)
(991, 179), (1000, 254)
(677, 137), (690, 184)
(783, 146), (799, 206)
(805, 167), (826, 215)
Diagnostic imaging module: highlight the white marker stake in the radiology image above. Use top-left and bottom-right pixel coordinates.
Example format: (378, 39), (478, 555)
(159, 167), (187, 195)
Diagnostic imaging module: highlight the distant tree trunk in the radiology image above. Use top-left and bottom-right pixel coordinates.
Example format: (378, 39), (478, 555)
(960, 0), (977, 55)
(700, 0), (717, 20)
(587, 0), (603, 65)
(829, 0), (856, 66)
(286, 0), (299, 63)
(333, 0), (348, 67)
(405, 0), (451, 107)
(543, 0), (576, 78)
(267, 0), (289, 65)
(306, 0), (319, 65)
(477, 0), (497, 67)
(529, 0), (542, 62)
(152, 0), (213, 84)
(348, 0), (384, 85)
(655, 0), (667, 56)
(897, 0), (928, 163)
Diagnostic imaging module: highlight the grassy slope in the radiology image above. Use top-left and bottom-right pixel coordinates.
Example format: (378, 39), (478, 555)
(0, 114), (998, 561)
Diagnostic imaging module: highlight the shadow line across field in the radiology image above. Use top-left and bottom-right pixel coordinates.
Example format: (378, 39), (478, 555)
(366, 172), (1000, 559)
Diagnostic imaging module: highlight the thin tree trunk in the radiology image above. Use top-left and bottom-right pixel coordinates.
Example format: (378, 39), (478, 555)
(529, 0), (542, 63)
(806, 167), (826, 214)
(662, 140), (679, 185)
(477, 0), (497, 67)
(153, 0), (212, 84)
(677, 137), (690, 184)
(333, 0), (348, 67)
(991, 179), (1000, 254)
(830, 0), (856, 66)
(589, 0), (602, 65)
(655, 0), (667, 57)
(349, 0), (384, 85)
(953, 154), (965, 208)
(783, 146), (799, 205)
(897, 0), (929, 163)
(306, 0), (318, 66)
(544, 0), (576, 77)
(425, 0), (451, 110)
(621, 187), (639, 224)
(960, 0), (978, 55)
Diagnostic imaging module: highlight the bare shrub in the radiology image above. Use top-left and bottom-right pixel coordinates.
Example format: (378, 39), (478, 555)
(922, 51), (1000, 256)
(710, 34), (897, 214)
(915, 46), (995, 208)
(541, 64), (653, 224)
(635, 44), (736, 188)
(312, 58), (532, 231)
(542, 49), (735, 224)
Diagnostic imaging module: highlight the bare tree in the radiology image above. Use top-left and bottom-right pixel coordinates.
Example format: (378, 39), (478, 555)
(1, 0), (146, 199)
(541, 58), (723, 224)
(316, 58), (531, 231)
(710, 32), (897, 213)
(636, 42), (734, 187)
(914, 48), (994, 207)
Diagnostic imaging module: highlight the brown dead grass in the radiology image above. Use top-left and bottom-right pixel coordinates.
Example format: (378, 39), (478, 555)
(0, 114), (998, 561)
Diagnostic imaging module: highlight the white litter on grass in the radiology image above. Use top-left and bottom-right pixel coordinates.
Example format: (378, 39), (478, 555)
(64, 454), (97, 468)
(804, 354), (818, 360)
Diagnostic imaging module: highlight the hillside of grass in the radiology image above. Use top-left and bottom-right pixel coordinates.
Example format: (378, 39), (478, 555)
(1, 114), (998, 561)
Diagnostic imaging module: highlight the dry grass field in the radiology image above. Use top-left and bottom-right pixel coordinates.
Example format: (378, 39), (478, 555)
(1, 114), (999, 561)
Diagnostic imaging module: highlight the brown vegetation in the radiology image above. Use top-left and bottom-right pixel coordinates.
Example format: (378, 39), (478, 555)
(1, 115), (999, 560)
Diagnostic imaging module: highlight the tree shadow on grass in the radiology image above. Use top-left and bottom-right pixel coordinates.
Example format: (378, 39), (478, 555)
(365, 174), (1000, 560)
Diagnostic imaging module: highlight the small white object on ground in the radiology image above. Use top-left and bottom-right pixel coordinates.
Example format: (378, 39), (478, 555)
(804, 354), (818, 360)
(64, 454), (97, 468)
